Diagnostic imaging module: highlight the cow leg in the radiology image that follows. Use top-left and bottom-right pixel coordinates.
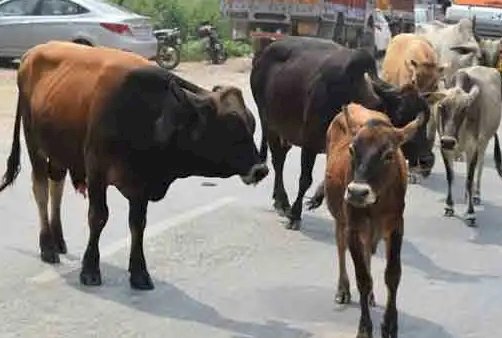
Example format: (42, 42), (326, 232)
(441, 150), (455, 217)
(48, 165), (67, 254)
(80, 174), (108, 286)
(287, 148), (317, 230)
(364, 247), (376, 307)
(306, 179), (325, 210)
(473, 140), (488, 206)
(464, 150), (478, 227)
(349, 229), (373, 338)
(32, 168), (60, 264)
(381, 226), (403, 338)
(269, 132), (291, 216)
(128, 198), (154, 290)
(335, 220), (350, 304)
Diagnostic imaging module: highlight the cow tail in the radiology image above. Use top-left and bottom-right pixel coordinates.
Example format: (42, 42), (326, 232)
(0, 94), (23, 192)
(494, 134), (502, 178)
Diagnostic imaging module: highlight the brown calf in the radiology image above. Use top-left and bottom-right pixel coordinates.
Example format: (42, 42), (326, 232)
(325, 103), (424, 338)
(382, 33), (445, 92)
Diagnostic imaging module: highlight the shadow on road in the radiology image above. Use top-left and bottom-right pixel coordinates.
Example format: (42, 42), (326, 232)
(298, 213), (500, 284)
(254, 284), (455, 338)
(59, 262), (313, 338)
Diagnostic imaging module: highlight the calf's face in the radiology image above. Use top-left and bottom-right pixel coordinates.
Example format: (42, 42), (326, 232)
(345, 111), (425, 208)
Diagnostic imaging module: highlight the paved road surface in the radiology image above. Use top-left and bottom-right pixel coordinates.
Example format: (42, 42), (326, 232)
(0, 60), (501, 338)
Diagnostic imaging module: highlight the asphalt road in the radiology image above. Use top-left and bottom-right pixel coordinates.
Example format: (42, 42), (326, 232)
(0, 60), (501, 338)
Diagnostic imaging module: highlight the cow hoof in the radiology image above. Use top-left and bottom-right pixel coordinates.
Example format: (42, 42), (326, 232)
(465, 213), (477, 227)
(306, 196), (323, 210)
(130, 272), (155, 290)
(473, 195), (481, 206)
(57, 239), (67, 254)
(41, 250), (60, 264)
(381, 321), (397, 338)
(356, 328), (373, 338)
(273, 200), (290, 217)
(335, 289), (351, 304)
(444, 207), (454, 217)
(286, 219), (301, 231)
(80, 271), (102, 286)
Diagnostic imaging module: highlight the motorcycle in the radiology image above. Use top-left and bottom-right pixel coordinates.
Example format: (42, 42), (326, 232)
(154, 27), (182, 70)
(197, 23), (227, 65)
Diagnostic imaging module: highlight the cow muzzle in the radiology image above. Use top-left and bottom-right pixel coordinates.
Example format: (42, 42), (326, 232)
(416, 152), (435, 178)
(440, 136), (457, 151)
(240, 163), (269, 185)
(344, 182), (377, 207)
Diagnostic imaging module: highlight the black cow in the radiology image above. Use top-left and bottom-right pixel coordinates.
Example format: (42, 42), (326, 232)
(251, 36), (435, 228)
(0, 41), (268, 290)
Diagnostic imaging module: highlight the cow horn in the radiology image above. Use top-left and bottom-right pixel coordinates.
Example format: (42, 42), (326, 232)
(169, 72), (210, 94)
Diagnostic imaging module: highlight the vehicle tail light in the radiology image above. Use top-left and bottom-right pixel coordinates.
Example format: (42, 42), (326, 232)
(100, 23), (132, 36)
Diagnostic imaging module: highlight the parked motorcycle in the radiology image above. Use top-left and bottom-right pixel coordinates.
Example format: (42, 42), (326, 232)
(154, 27), (182, 70)
(197, 23), (227, 65)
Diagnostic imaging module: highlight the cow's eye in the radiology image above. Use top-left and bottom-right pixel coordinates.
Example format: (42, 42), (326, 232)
(382, 151), (394, 164)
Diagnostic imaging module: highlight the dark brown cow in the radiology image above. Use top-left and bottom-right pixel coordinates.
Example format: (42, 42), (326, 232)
(325, 103), (423, 338)
(251, 36), (435, 229)
(0, 41), (268, 290)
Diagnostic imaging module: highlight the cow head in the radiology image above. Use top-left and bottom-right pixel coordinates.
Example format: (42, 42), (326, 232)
(405, 59), (448, 92)
(447, 19), (482, 72)
(427, 72), (480, 152)
(166, 85), (268, 185)
(343, 106), (425, 208)
(369, 77), (439, 177)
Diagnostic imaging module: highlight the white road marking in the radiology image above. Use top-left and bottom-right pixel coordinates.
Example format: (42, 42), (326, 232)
(29, 196), (236, 284)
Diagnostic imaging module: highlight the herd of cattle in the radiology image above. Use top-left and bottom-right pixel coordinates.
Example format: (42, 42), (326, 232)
(0, 17), (500, 338)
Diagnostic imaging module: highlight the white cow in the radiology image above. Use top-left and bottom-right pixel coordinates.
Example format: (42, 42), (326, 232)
(427, 66), (502, 227)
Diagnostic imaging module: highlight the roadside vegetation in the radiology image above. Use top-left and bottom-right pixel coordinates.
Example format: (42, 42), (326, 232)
(112, 0), (253, 61)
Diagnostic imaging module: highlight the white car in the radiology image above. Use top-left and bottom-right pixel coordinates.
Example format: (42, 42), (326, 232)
(373, 9), (392, 57)
(0, 0), (158, 63)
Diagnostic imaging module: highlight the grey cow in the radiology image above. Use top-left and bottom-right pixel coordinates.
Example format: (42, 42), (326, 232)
(416, 18), (482, 82)
(428, 66), (502, 227)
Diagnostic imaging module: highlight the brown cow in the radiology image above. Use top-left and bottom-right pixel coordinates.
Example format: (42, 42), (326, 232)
(382, 33), (446, 93)
(382, 33), (446, 181)
(325, 103), (424, 338)
(0, 41), (268, 290)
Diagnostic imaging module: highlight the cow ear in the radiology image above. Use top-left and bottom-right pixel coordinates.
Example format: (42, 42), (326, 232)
(395, 112), (426, 145)
(405, 60), (418, 86)
(185, 94), (217, 141)
(212, 85), (223, 92)
(467, 84), (480, 105)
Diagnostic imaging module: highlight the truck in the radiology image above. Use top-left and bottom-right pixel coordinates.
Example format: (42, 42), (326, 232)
(375, 0), (414, 34)
(445, 0), (502, 38)
(220, 0), (375, 51)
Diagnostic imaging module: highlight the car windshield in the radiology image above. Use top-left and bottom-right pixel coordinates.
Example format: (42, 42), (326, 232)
(86, 0), (136, 15)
